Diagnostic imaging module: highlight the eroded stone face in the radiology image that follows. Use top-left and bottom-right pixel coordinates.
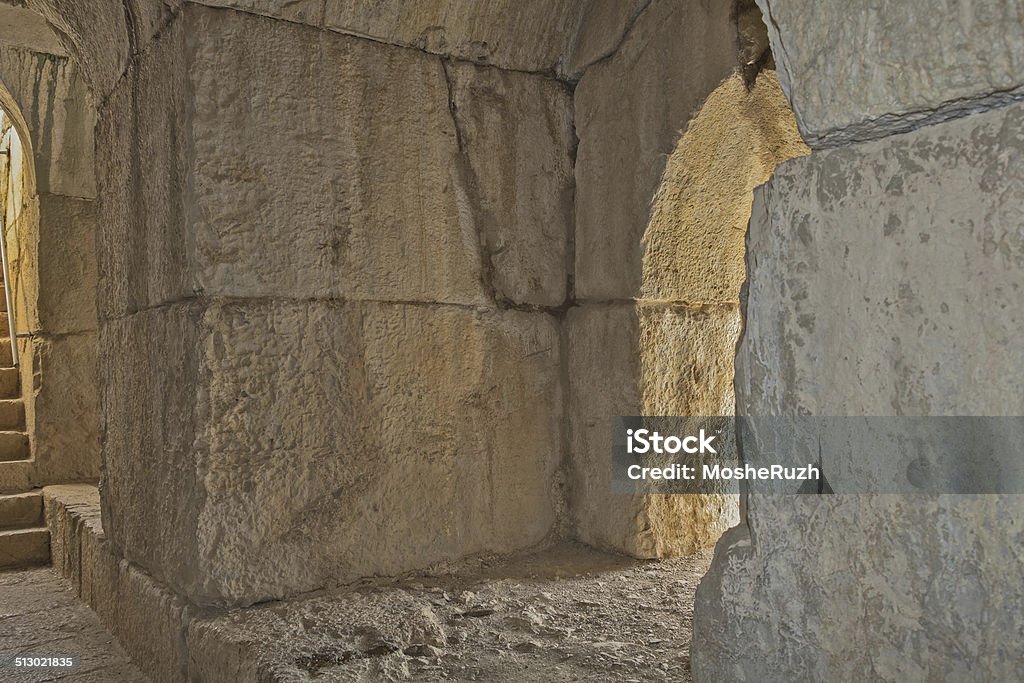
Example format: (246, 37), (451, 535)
(757, 0), (1024, 146)
(694, 98), (1024, 681)
(574, 0), (735, 300)
(446, 61), (574, 307)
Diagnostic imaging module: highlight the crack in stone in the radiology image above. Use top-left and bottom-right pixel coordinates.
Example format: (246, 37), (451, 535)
(567, 0), (654, 82)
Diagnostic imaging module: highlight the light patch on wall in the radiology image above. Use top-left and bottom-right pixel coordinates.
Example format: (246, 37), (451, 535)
(629, 71), (809, 558)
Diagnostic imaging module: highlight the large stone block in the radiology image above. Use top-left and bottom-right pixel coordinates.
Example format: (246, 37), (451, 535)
(96, 12), (192, 318)
(757, 0), (1024, 146)
(568, 303), (740, 558)
(29, 332), (100, 483)
(37, 194), (97, 333)
(694, 100), (1024, 681)
(186, 5), (485, 304)
(574, 0), (735, 300)
(563, 0), (647, 78)
(45, 485), (190, 683)
(447, 61), (574, 306)
(100, 301), (206, 594)
(103, 299), (561, 606)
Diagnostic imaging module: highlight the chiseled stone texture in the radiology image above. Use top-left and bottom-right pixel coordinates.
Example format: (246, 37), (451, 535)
(28, 333), (100, 483)
(574, 0), (735, 300)
(568, 303), (740, 559)
(323, 0), (587, 76)
(447, 61), (574, 306)
(693, 101), (1024, 681)
(22, 0), (177, 99)
(96, 11), (193, 319)
(757, 0), (1024, 147)
(104, 300), (561, 606)
(187, 6), (485, 304)
(37, 194), (97, 333)
(100, 4), (571, 311)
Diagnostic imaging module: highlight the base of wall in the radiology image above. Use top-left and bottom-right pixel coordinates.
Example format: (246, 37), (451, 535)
(43, 485), (191, 683)
(43, 484), (712, 682)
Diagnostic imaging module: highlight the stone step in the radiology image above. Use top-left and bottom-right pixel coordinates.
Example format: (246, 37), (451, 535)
(0, 527), (49, 569)
(0, 399), (24, 431)
(0, 490), (42, 530)
(0, 367), (17, 398)
(0, 431), (29, 463)
(0, 339), (13, 367)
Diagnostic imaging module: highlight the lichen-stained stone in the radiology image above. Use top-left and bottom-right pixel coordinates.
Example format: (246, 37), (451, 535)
(447, 61), (574, 307)
(103, 299), (560, 606)
(574, 0), (735, 301)
(693, 100), (1024, 681)
(187, 5), (486, 305)
(568, 303), (740, 559)
(756, 0), (1024, 146)
(323, 0), (587, 75)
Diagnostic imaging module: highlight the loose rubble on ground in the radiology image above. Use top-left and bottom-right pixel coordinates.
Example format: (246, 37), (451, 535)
(198, 543), (712, 682)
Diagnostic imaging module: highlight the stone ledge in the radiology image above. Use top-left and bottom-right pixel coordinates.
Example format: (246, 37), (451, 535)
(43, 485), (191, 683)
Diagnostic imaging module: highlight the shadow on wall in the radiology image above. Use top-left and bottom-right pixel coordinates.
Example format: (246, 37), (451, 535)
(631, 70), (809, 557)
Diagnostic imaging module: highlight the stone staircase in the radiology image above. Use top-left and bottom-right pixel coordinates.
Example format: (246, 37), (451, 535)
(0, 291), (47, 569)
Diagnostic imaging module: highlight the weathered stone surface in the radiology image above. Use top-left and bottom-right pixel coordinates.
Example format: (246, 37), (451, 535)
(100, 301), (205, 596)
(104, 299), (560, 606)
(574, 0), (735, 300)
(447, 61), (574, 306)
(195, 301), (561, 604)
(323, 0), (586, 75)
(188, 588), (448, 681)
(24, 0), (129, 99)
(195, 0), (321, 24)
(0, 566), (148, 682)
(0, 45), (95, 199)
(563, 0), (647, 78)
(694, 99), (1024, 681)
(37, 194), (97, 333)
(641, 73), (808, 303)
(0, 4), (66, 54)
(757, 0), (1024, 146)
(187, 6), (486, 304)
(96, 12), (192, 318)
(568, 303), (740, 559)
(29, 332), (99, 482)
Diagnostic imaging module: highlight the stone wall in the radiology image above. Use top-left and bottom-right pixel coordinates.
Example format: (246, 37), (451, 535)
(7, 0), (772, 612)
(693, 1), (1024, 680)
(90, 3), (574, 606)
(0, 29), (99, 493)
